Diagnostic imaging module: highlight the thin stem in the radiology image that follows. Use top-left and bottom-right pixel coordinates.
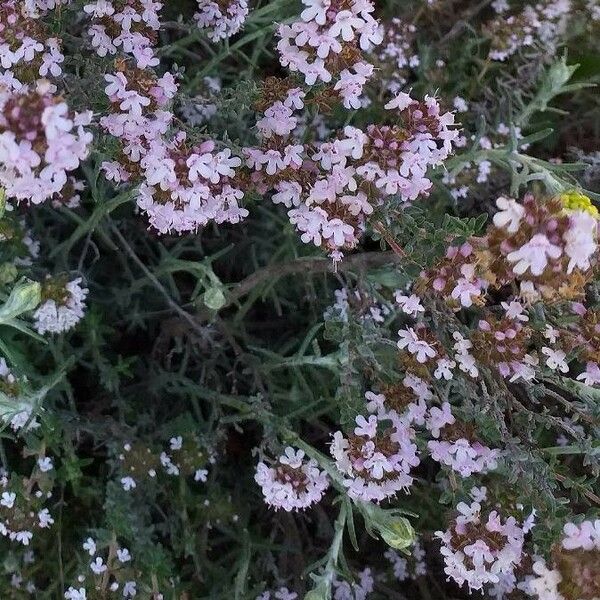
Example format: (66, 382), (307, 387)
(109, 222), (208, 338)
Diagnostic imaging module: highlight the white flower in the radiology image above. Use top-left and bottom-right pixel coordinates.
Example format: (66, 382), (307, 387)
(434, 358), (456, 381)
(300, 0), (329, 25)
(501, 301), (528, 322)
(120, 476), (136, 491)
(117, 548), (131, 563)
(38, 508), (54, 528)
(123, 581), (137, 597)
(541, 347), (569, 373)
(493, 196), (524, 233)
(384, 91), (414, 111)
(194, 468), (208, 482)
(65, 586), (87, 600)
(90, 557), (107, 574)
(83, 537), (97, 555)
(394, 292), (425, 316)
(38, 457), (54, 472)
(1, 491), (16, 509)
(397, 328), (437, 363)
(577, 362), (600, 386)
(354, 414), (378, 437)
(169, 436), (183, 450)
(14, 530), (33, 545)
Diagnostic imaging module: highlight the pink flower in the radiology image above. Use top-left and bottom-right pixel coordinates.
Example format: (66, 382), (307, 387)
(397, 328), (437, 363)
(577, 362), (600, 386)
(329, 10), (365, 41)
(255, 446), (329, 511)
(507, 234), (562, 276)
(563, 210), (597, 273)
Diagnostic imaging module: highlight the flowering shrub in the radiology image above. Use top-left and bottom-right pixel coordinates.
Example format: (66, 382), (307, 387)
(0, 0), (598, 598)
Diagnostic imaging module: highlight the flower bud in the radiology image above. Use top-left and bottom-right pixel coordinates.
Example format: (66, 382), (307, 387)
(0, 279), (41, 324)
(359, 501), (415, 552)
(203, 287), (226, 311)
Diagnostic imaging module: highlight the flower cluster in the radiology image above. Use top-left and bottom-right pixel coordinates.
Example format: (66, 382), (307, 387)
(486, 193), (598, 298)
(470, 311), (536, 382)
(442, 124), (529, 201)
(418, 241), (487, 309)
(22, 0), (71, 16)
(0, 0), (64, 88)
(529, 520), (600, 600)
(416, 192), (599, 384)
(254, 446), (329, 511)
(0, 471), (54, 546)
(118, 442), (159, 491)
(436, 499), (527, 592)
(100, 61), (247, 233)
(385, 539), (427, 582)
(422, 193), (599, 305)
(244, 88), (458, 259)
(371, 18), (419, 93)
(194, 0), (249, 42)
(33, 276), (88, 335)
(324, 286), (393, 323)
(257, 587), (297, 600)
(332, 567), (374, 600)
(159, 435), (213, 482)
(0, 82), (92, 205)
(119, 435), (211, 491)
(277, 0), (382, 88)
(484, 0), (571, 61)
(427, 408), (499, 477)
(83, 0), (162, 69)
(65, 537), (139, 599)
(366, 384), (499, 478)
(330, 413), (419, 502)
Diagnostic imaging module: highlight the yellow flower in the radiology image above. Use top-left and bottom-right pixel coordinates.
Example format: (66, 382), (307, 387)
(559, 191), (599, 217)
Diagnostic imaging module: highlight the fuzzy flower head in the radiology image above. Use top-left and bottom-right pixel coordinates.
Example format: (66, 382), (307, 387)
(435, 500), (527, 592)
(255, 446), (329, 511)
(0, 1), (65, 85)
(471, 312), (533, 380)
(0, 83), (92, 205)
(529, 519), (600, 600)
(83, 0), (162, 68)
(118, 442), (160, 490)
(195, 0), (249, 42)
(160, 436), (212, 481)
(0, 474), (54, 546)
(425, 404), (499, 477)
(330, 413), (419, 502)
(418, 242), (488, 310)
(277, 0), (382, 89)
(487, 193), (598, 300)
(33, 276), (88, 335)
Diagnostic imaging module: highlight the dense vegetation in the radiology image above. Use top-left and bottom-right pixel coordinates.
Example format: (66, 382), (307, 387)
(0, 1), (598, 598)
